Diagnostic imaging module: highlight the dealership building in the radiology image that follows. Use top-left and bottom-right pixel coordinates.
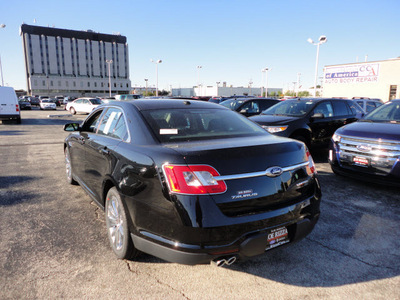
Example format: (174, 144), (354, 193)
(323, 58), (400, 102)
(20, 24), (131, 97)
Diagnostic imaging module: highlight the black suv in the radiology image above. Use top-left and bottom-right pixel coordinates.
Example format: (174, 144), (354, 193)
(220, 97), (280, 117)
(250, 98), (364, 146)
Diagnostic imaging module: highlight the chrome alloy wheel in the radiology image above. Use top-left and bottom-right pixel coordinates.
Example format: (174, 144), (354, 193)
(106, 195), (125, 251)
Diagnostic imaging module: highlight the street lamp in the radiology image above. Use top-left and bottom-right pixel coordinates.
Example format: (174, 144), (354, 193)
(151, 59), (162, 97)
(106, 59), (113, 97)
(0, 24), (6, 86)
(308, 35), (327, 97)
(248, 80), (253, 96)
(144, 79), (148, 96)
(262, 67), (272, 97)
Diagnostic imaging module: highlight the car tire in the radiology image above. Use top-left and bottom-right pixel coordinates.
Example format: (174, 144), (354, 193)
(105, 187), (139, 260)
(292, 135), (308, 146)
(65, 148), (78, 185)
(16, 117), (21, 124)
(70, 107), (76, 115)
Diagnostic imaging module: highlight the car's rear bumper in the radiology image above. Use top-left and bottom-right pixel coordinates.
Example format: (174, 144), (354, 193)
(132, 215), (319, 265)
(0, 114), (20, 121)
(130, 198), (320, 265)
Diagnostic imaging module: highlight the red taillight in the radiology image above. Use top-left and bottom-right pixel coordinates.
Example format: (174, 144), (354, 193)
(162, 164), (227, 195)
(306, 150), (317, 175)
(16, 104), (20, 112)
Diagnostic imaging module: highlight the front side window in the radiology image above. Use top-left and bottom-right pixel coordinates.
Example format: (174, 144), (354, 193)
(81, 110), (103, 132)
(313, 102), (334, 118)
(97, 107), (129, 141)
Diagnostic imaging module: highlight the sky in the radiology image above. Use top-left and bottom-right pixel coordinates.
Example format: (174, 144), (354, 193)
(1, 0), (400, 92)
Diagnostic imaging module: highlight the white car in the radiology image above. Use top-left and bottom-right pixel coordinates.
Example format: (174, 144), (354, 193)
(66, 97), (102, 114)
(39, 99), (57, 110)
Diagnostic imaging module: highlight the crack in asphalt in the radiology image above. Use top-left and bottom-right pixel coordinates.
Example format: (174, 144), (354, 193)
(125, 261), (191, 300)
(90, 201), (105, 223)
(306, 237), (400, 272)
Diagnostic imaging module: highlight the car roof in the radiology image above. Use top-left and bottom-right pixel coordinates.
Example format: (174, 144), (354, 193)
(102, 98), (227, 111)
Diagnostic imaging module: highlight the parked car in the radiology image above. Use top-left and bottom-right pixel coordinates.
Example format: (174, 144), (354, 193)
(39, 99), (57, 110)
(63, 96), (77, 105)
(220, 98), (280, 117)
(54, 96), (64, 106)
(329, 99), (400, 187)
(353, 98), (383, 113)
(114, 94), (141, 101)
(250, 98), (364, 147)
(18, 99), (32, 110)
(0, 86), (21, 124)
(65, 97), (102, 114)
(30, 97), (40, 106)
(63, 99), (321, 265)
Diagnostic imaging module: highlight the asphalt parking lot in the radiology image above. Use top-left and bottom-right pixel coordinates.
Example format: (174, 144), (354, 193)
(0, 108), (399, 299)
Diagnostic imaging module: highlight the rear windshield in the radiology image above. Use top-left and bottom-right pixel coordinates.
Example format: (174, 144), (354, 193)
(89, 98), (102, 105)
(262, 100), (315, 116)
(141, 108), (267, 143)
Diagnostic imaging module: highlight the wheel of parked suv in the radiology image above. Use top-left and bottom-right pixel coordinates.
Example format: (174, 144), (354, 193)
(69, 107), (76, 115)
(292, 135), (308, 146)
(64, 148), (78, 185)
(105, 187), (139, 260)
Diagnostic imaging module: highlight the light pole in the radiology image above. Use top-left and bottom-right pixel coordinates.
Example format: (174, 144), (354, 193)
(106, 59), (113, 97)
(0, 24), (6, 86)
(262, 67), (272, 97)
(151, 59), (162, 97)
(308, 35), (327, 97)
(248, 80), (253, 96)
(144, 79), (148, 96)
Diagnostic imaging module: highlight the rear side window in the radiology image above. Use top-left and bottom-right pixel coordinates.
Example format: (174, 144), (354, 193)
(332, 101), (350, 116)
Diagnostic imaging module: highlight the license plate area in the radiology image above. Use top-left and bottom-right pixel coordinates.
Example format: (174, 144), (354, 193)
(266, 226), (289, 251)
(353, 156), (369, 167)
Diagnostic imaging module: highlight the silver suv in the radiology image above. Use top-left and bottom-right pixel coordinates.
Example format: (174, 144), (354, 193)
(353, 98), (383, 113)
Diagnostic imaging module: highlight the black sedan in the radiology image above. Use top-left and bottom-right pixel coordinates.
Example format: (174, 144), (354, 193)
(64, 99), (321, 265)
(250, 98), (364, 147)
(220, 97), (280, 117)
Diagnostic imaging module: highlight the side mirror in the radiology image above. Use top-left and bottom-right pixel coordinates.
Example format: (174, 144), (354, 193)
(311, 113), (324, 119)
(63, 123), (80, 132)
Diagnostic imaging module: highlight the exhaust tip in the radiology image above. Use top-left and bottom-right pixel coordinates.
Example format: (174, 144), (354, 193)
(211, 256), (237, 267)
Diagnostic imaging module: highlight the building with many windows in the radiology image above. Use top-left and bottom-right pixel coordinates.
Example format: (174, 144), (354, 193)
(20, 24), (131, 97)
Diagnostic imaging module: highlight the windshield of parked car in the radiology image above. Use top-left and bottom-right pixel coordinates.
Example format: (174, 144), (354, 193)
(261, 100), (314, 116)
(220, 99), (245, 110)
(362, 101), (400, 123)
(41, 100), (52, 103)
(89, 98), (102, 105)
(141, 108), (267, 143)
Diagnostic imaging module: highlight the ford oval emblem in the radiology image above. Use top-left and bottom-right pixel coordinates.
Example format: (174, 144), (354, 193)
(266, 166), (283, 177)
(356, 144), (372, 152)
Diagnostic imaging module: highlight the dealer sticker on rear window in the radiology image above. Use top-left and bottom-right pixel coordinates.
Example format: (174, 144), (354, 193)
(160, 129), (178, 135)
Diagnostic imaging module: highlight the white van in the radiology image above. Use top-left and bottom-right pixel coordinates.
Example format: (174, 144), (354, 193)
(0, 87), (21, 124)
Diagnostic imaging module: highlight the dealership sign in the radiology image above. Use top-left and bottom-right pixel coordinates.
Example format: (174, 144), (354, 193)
(324, 63), (379, 84)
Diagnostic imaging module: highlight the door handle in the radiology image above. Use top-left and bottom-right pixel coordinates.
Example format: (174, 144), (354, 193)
(100, 147), (110, 155)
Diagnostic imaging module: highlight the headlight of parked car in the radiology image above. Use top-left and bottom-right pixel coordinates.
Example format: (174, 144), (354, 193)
(262, 125), (288, 133)
(332, 133), (342, 143)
